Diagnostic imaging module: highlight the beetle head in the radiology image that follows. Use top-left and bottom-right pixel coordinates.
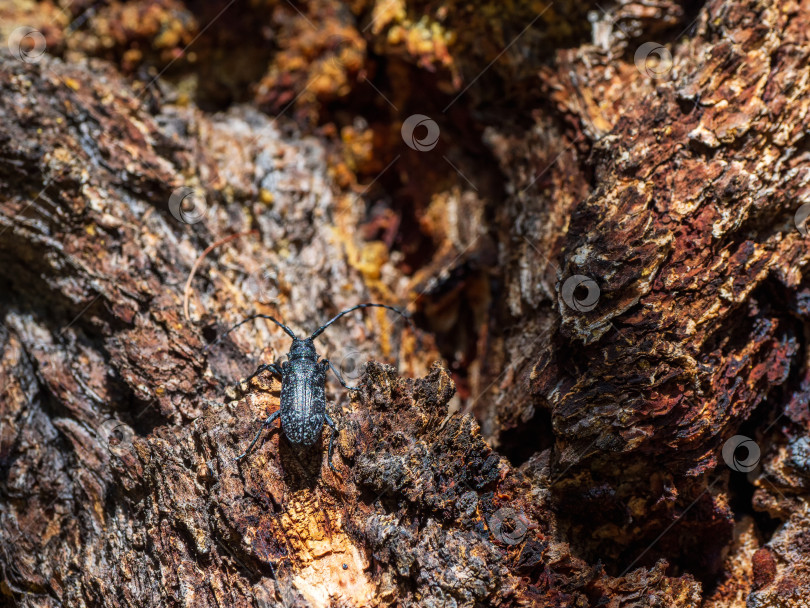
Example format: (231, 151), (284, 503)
(288, 338), (317, 361)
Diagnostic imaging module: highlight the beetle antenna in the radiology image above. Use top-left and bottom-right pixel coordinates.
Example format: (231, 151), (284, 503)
(205, 314), (298, 351)
(309, 303), (411, 340)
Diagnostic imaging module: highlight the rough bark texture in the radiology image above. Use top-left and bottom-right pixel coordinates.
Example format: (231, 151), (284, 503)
(2, 0), (810, 607)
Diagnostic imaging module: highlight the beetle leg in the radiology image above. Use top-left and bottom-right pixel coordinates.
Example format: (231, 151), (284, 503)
(325, 412), (339, 472)
(236, 409), (281, 462)
(324, 359), (360, 390)
(244, 362), (283, 386)
(230, 363), (283, 398)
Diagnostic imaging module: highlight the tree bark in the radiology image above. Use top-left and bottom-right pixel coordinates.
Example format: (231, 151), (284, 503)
(1, 0), (810, 607)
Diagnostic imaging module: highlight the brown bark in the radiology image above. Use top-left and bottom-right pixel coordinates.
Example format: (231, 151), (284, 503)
(2, 0), (810, 607)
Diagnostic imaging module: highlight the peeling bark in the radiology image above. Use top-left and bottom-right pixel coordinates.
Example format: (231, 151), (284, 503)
(2, 0), (810, 606)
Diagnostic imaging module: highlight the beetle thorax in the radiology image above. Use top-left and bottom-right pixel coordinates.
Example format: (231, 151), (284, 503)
(288, 338), (317, 361)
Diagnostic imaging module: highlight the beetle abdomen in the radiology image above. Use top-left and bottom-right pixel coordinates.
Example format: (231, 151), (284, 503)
(280, 361), (326, 445)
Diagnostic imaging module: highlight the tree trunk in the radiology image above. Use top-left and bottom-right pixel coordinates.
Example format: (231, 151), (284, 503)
(1, 0), (809, 606)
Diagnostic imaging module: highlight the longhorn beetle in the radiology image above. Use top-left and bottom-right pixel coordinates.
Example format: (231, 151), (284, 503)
(207, 303), (411, 470)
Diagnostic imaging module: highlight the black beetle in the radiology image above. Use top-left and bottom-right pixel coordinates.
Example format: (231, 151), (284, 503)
(208, 303), (410, 470)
